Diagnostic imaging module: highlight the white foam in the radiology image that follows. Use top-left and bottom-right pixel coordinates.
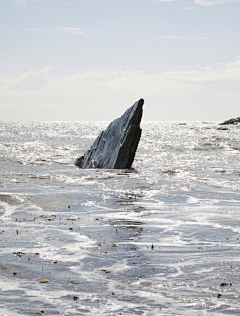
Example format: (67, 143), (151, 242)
(0, 201), (18, 220)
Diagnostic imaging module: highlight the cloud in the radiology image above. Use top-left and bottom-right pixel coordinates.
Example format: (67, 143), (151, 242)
(0, 66), (50, 92)
(148, 0), (232, 6)
(41, 102), (59, 108)
(13, 0), (27, 4)
(162, 36), (192, 40)
(13, 0), (40, 5)
(26, 27), (84, 34)
(182, 7), (194, 10)
(1, 57), (240, 121)
(194, 0), (232, 6)
(27, 28), (46, 31)
(149, 0), (178, 2)
(13, 0), (69, 6)
(55, 27), (84, 34)
(156, 35), (207, 40)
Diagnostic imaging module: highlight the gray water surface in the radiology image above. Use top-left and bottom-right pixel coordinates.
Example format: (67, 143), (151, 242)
(0, 121), (240, 315)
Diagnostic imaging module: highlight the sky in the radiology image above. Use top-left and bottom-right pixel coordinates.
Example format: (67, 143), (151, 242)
(0, 0), (239, 121)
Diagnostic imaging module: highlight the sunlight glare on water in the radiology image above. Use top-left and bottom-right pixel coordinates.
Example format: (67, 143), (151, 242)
(0, 121), (240, 315)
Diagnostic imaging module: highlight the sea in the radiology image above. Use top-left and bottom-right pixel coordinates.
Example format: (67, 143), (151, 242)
(0, 120), (240, 316)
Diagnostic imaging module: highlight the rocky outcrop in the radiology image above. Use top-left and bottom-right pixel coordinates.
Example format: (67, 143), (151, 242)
(217, 127), (229, 130)
(219, 117), (240, 125)
(75, 99), (144, 169)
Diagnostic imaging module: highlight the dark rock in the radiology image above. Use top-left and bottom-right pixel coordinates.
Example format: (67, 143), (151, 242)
(75, 99), (144, 169)
(219, 117), (240, 125)
(217, 127), (229, 131)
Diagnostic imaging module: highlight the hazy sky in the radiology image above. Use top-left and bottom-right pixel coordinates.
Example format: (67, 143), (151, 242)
(0, 0), (239, 121)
